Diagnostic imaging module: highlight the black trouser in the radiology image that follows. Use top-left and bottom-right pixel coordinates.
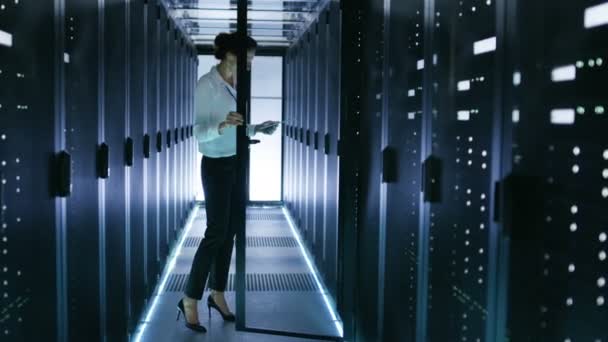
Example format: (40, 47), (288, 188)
(185, 155), (237, 300)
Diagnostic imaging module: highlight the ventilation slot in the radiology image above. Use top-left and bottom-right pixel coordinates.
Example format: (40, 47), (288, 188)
(183, 236), (298, 248)
(163, 273), (317, 292)
(246, 213), (286, 221)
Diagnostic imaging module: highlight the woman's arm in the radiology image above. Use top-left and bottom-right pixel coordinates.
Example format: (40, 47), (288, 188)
(194, 81), (224, 143)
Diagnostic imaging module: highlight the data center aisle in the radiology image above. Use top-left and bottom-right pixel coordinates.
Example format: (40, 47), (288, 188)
(135, 205), (336, 341)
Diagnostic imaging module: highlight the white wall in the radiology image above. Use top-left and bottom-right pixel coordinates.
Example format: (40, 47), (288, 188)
(195, 55), (283, 202)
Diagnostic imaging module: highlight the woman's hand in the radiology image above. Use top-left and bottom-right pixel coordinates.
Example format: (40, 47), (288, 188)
(255, 121), (280, 135)
(218, 112), (244, 134)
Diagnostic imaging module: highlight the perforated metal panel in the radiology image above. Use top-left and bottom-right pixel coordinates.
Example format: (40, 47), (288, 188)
(184, 236), (298, 248)
(245, 212), (286, 221)
(164, 273), (318, 292)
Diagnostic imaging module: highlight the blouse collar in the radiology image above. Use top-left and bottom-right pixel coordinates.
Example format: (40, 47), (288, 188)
(211, 65), (236, 93)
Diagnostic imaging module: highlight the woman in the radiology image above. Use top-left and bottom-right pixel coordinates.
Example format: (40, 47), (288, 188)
(175, 32), (279, 332)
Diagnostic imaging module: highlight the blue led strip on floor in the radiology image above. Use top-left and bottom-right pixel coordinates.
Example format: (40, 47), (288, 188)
(132, 205), (200, 342)
(132, 205), (343, 340)
(281, 207), (344, 338)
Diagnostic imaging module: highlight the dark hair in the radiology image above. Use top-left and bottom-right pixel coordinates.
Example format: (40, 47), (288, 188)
(214, 32), (258, 60)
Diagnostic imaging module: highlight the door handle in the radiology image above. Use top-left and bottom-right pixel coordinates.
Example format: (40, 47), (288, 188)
(125, 137), (134, 166)
(143, 134), (151, 158)
(422, 155), (442, 203)
(97, 143), (110, 179)
(55, 151), (72, 197)
(382, 146), (397, 183)
(156, 131), (163, 153)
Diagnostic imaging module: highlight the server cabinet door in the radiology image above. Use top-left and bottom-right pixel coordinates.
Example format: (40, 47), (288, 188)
(502, 1), (608, 340)
(324, 3), (341, 301)
(288, 53), (295, 209)
(104, 1), (129, 339)
(64, 1), (103, 339)
(127, 0), (147, 330)
(296, 45), (305, 230)
(157, 7), (169, 265)
(145, 0), (161, 297)
(0, 1), (58, 340)
(355, 0), (385, 339)
(167, 27), (177, 249)
(302, 33), (317, 250)
(425, 0), (500, 340)
(314, 20), (328, 269)
(382, 0), (425, 340)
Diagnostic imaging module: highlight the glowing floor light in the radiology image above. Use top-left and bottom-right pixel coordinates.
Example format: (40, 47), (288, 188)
(281, 207), (344, 338)
(132, 206), (200, 342)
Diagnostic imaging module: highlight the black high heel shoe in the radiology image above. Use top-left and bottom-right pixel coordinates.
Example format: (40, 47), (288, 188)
(207, 294), (236, 322)
(176, 298), (207, 333)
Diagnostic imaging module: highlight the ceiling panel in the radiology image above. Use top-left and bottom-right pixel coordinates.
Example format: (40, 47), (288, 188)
(163, 0), (329, 49)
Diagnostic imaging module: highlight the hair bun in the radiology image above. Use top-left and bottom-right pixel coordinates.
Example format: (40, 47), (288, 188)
(213, 32), (257, 60)
(214, 32), (232, 49)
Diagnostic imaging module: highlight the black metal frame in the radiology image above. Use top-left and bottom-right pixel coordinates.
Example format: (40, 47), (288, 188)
(197, 44), (287, 57)
(232, 0), (343, 340)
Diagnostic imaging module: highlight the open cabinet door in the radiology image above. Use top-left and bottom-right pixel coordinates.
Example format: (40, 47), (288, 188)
(233, 0), (342, 340)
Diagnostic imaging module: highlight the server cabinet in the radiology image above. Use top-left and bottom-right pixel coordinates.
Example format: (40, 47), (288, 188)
(381, 0), (425, 340)
(282, 0), (346, 334)
(0, 0), (58, 340)
(145, 0), (161, 298)
(305, 31), (316, 250)
(186, 50), (193, 211)
(283, 54), (290, 209)
(314, 20), (328, 268)
(103, 0), (129, 339)
(167, 26), (176, 250)
(304, 33), (313, 248)
(324, 2), (342, 302)
(293, 45), (300, 225)
(288, 51), (294, 211)
(64, 1), (104, 340)
(127, 0), (147, 332)
(501, 0), (608, 340)
(424, 0), (500, 340)
(157, 7), (169, 265)
(355, 0), (385, 340)
(175, 39), (182, 228)
(297, 44), (305, 230)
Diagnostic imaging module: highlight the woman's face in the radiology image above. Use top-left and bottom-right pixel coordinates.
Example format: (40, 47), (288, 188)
(225, 49), (256, 72)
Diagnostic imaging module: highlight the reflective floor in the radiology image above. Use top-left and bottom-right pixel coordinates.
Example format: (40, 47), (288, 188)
(134, 205), (339, 341)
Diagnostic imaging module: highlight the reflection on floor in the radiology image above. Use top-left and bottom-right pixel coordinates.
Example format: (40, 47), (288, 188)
(133, 205), (340, 341)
